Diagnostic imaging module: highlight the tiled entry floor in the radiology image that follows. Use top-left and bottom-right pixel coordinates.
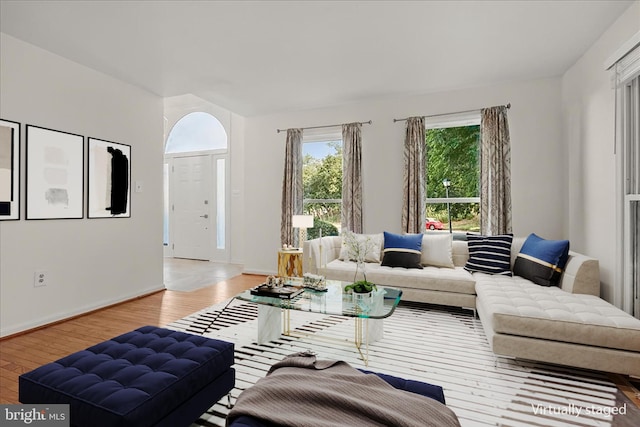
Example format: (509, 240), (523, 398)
(163, 258), (243, 292)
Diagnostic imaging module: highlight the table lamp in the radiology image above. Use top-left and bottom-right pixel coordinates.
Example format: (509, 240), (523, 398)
(292, 215), (314, 248)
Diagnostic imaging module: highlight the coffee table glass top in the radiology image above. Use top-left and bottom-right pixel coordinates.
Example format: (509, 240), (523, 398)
(235, 279), (402, 319)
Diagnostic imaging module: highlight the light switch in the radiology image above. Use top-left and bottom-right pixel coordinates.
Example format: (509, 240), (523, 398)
(135, 181), (143, 193)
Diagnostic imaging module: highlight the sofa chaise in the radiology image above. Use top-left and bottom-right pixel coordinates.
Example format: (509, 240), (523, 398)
(303, 234), (640, 377)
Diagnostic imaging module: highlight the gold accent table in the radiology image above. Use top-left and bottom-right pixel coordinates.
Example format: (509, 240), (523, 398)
(277, 249), (303, 277)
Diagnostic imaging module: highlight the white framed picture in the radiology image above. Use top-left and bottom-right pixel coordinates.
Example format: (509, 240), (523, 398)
(26, 125), (84, 220)
(88, 137), (131, 218)
(0, 119), (20, 220)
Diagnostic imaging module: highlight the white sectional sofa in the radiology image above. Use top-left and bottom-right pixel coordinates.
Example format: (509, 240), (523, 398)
(303, 235), (640, 376)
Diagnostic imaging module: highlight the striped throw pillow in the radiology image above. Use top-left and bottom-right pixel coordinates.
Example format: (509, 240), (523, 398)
(464, 234), (513, 276)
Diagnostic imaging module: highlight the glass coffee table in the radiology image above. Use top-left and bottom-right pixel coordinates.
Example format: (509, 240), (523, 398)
(235, 279), (402, 365)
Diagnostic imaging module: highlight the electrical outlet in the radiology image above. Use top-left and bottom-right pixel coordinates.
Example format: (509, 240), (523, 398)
(34, 270), (47, 287)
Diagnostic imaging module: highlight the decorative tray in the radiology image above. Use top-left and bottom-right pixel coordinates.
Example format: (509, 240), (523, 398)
(250, 284), (304, 299)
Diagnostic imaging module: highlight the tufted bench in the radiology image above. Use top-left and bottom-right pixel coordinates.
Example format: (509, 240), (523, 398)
(475, 276), (640, 376)
(19, 326), (235, 427)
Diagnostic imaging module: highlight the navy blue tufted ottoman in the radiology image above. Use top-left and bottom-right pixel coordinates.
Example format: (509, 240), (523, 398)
(19, 326), (235, 427)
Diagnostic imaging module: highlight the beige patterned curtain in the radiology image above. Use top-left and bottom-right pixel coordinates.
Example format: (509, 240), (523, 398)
(402, 117), (426, 233)
(341, 123), (363, 233)
(480, 106), (512, 235)
(281, 128), (303, 246)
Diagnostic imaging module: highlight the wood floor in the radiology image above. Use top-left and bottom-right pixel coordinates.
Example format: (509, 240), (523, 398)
(0, 273), (264, 404)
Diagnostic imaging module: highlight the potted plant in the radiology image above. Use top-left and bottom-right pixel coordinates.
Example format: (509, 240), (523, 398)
(344, 280), (377, 294)
(341, 230), (378, 296)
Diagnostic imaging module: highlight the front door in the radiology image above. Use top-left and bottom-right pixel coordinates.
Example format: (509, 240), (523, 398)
(172, 155), (212, 260)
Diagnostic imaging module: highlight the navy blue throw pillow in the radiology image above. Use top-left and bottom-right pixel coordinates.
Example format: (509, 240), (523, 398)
(513, 233), (570, 287)
(464, 234), (513, 276)
(381, 232), (424, 269)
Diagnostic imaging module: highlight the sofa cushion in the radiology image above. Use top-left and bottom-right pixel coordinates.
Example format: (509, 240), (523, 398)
(339, 232), (383, 263)
(321, 260), (476, 295)
(464, 234), (513, 276)
(475, 275), (640, 352)
(513, 233), (570, 287)
(421, 234), (454, 268)
(381, 232), (423, 269)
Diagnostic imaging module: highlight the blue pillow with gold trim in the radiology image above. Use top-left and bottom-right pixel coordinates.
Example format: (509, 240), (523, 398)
(513, 233), (570, 287)
(381, 232), (423, 269)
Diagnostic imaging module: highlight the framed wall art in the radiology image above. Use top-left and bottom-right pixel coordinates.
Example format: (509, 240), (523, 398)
(26, 125), (84, 220)
(88, 137), (131, 218)
(0, 119), (20, 220)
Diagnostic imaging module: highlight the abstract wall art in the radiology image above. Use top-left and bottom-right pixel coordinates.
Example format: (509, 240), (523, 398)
(88, 137), (131, 218)
(0, 119), (20, 220)
(26, 125), (84, 219)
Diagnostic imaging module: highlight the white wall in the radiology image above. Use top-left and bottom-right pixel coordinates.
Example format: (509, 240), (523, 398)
(230, 113), (246, 265)
(561, 2), (640, 303)
(243, 77), (564, 275)
(0, 34), (164, 336)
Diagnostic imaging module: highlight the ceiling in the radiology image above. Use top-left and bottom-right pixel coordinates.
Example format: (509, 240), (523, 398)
(0, 1), (634, 116)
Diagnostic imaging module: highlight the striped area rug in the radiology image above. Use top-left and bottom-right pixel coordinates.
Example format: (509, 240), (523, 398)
(167, 299), (632, 427)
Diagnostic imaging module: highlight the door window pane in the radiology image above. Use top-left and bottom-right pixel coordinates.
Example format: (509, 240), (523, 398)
(163, 162), (169, 245)
(216, 158), (225, 250)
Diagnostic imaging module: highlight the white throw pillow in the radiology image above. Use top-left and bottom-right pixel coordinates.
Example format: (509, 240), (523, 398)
(421, 234), (454, 268)
(339, 232), (383, 263)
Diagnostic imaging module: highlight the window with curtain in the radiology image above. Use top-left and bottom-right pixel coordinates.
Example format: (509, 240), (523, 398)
(302, 128), (342, 238)
(613, 42), (640, 318)
(424, 112), (481, 236)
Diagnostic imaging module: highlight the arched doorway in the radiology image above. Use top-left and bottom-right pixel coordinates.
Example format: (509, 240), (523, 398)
(164, 112), (229, 261)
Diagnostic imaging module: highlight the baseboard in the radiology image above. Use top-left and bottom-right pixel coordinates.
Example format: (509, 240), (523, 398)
(242, 268), (276, 276)
(0, 285), (165, 338)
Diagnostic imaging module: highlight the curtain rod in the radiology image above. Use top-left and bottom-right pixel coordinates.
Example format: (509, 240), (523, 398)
(393, 103), (511, 123)
(276, 120), (372, 133)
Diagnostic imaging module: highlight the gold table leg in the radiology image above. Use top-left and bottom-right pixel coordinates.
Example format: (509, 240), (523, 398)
(277, 303), (372, 366)
(354, 317), (369, 366)
(282, 306), (291, 336)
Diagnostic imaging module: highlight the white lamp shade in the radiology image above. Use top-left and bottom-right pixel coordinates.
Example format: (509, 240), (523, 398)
(292, 215), (314, 228)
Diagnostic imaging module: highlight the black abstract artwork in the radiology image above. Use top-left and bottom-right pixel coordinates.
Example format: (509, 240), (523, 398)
(0, 119), (20, 220)
(88, 138), (131, 218)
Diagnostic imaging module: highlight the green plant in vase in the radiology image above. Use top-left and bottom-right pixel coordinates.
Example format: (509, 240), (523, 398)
(344, 280), (377, 294)
(341, 230), (378, 294)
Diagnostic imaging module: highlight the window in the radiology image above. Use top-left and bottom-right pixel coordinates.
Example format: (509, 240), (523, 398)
(302, 129), (342, 238)
(165, 112), (227, 153)
(163, 162), (170, 245)
(216, 157), (226, 250)
(424, 112), (481, 235)
(612, 41), (640, 316)
(619, 73), (640, 317)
